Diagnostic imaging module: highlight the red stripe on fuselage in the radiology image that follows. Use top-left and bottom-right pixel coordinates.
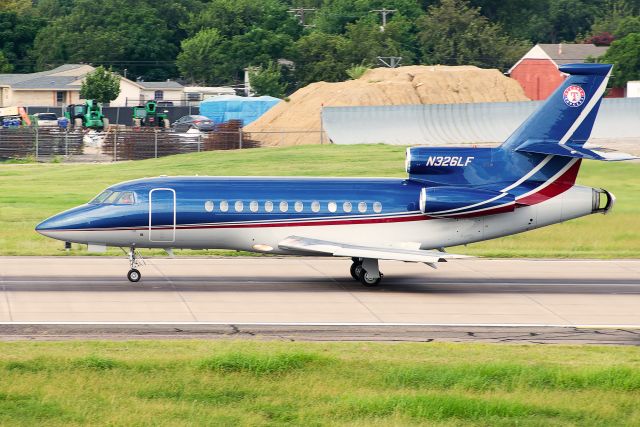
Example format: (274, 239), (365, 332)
(516, 159), (581, 205)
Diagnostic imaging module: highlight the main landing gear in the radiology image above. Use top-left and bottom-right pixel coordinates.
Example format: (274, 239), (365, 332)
(123, 246), (145, 282)
(350, 257), (383, 286)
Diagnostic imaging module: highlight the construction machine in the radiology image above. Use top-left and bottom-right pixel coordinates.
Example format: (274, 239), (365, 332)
(132, 100), (170, 128)
(65, 100), (108, 129)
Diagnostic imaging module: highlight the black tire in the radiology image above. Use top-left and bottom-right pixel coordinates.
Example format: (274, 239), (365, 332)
(127, 268), (141, 282)
(350, 262), (363, 281)
(358, 269), (381, 287)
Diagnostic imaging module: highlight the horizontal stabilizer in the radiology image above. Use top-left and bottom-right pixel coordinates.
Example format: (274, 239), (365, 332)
(279, 236), (472, 263)
(516, 139), (638, 161)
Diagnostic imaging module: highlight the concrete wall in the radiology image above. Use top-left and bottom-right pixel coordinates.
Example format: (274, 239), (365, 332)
(322, 98), (640, 146)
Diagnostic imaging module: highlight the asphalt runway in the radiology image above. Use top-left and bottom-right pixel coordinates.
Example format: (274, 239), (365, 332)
(0, 257), (639, 344)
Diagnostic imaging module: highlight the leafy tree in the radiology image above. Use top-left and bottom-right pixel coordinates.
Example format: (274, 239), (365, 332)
(614, 16), (640, 38)
(249, 62), (286, 97)
(177, 28), (225, 84)
(599, 33), (640, 87)
(183, 0), (300, 39)
(0, 51), (13, 73)
(80, 66), (121, 103)
(588, 0), (640, 41)
(0, 11), (45, 73)
(33, 0), (76, 18)
(312, 0), (424, 35)
(177, 0), (298, 85)
(32, 0), (179, 80)
(417, 0), (529, 70)
(471, 0), (603, 43)
(339, 14), (416, 67)
(0, 0), (31, 13)
(291, 32), (350, 86)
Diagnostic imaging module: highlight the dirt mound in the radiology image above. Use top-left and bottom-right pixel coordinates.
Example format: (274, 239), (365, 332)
(245, 65), (529, 146)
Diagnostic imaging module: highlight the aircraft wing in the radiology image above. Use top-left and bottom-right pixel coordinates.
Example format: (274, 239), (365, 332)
(278, 236), (472, 263)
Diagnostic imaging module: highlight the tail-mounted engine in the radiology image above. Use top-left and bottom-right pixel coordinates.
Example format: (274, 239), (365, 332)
(592, 188), (616, 214)
(419, 186), (516, 218)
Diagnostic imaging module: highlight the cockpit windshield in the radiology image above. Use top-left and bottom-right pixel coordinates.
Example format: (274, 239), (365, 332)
(89, 190), (136, 205)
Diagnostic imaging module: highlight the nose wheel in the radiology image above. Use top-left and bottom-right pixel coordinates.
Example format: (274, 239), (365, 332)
(123, 246), (145, 282)
(350, 258), (382, 286)
(127, 269), (141, 282)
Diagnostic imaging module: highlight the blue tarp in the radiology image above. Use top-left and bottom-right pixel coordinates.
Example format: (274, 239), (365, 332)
(199, 95), (281, 126)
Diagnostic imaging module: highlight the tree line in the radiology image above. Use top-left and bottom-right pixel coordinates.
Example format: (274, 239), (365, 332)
(1, 0), (639, 96)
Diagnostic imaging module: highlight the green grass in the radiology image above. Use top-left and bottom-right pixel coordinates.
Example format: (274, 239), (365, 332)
(0, 144), (638, 257)
(0, 340), (638, 425)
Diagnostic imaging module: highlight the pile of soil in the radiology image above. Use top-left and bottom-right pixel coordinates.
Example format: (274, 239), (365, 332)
(244, 65), (529, 146)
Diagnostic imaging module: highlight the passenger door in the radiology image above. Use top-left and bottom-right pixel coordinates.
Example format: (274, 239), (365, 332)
(149, 188), (176, 243)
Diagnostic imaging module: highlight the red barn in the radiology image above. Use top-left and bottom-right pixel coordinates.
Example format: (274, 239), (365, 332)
(508, 44), (610, 100)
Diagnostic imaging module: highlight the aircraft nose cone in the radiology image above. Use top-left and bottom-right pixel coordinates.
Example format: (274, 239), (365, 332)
(35, 205), (95, 240)
(35, 216), (62, 237)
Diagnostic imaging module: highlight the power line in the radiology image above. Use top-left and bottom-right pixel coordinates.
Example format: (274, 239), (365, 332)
(370, 8), (397, 31)
(288, 7), (317, 28)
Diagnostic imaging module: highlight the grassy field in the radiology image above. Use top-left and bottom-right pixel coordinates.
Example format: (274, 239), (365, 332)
(0, 340), (638, 426)
(0, 144), (638, 257)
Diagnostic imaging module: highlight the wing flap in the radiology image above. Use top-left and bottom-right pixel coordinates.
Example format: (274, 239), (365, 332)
(278, 236), (471, 263)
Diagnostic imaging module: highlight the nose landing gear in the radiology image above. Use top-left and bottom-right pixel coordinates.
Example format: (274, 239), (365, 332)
(123, 246), (145, 282)
(127, 268), (141, 283)
(350, 257), (382, 286)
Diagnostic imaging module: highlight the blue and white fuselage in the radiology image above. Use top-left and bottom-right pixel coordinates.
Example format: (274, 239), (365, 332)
(36, 64), (634, 284)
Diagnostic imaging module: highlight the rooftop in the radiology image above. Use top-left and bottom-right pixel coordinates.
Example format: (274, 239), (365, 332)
(0, 64), (88, 89)
(538, 43), (609, 65)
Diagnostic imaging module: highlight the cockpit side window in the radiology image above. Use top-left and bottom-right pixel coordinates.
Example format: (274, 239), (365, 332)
(89, 190), (113, 204)
(89, 190), (137, 205)
(105, 192), (122, 204)
(116, 192), (135, 205)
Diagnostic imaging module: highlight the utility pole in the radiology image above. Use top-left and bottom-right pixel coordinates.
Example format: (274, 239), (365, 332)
(370, 8), (397, 31)
(377, 56), (402, 68)
(288, 7), (316, 28)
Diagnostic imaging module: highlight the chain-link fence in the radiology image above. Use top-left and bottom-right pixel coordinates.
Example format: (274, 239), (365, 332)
(0, 125), (328, 162)
(102, 129), (261, 161)
(0, 128), (84, 160)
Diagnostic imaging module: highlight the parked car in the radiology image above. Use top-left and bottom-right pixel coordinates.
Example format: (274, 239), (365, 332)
(172, 115), (215, 132)
(33, 112), (60, 127)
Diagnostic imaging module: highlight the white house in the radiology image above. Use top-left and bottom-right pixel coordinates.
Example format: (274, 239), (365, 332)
(0, 64), (184, 108)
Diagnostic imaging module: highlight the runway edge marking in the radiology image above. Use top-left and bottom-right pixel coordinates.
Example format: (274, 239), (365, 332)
(0, 322), (638, 329)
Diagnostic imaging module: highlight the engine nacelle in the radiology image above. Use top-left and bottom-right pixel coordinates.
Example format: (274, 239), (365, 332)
(419, 186), (516, 218)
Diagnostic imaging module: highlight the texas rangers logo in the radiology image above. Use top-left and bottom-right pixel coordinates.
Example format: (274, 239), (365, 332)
(563, 85), (586, 107)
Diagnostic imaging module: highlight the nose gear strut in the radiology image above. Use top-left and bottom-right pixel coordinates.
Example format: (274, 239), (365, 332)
(122, 246), (145, 282)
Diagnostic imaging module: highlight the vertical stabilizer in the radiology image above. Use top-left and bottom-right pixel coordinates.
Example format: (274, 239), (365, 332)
(501, 63), (612, 154)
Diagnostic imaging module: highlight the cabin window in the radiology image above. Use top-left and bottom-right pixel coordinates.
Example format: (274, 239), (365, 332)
(373, 201), (382, 213)
(294, 201), (303, 212)
(250, 201), (259, 212)
(328, 201), (337, 213)
(311, 201), (320, 212)
(235, 201), (244, 212)
(343, 201), (352, 213)
(358, 202), (367, 213)
(220, 200), (229, 212)
(204, 200), (214, 212)
(279, 201), (288, 212)
(265, 201), (273, 212)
